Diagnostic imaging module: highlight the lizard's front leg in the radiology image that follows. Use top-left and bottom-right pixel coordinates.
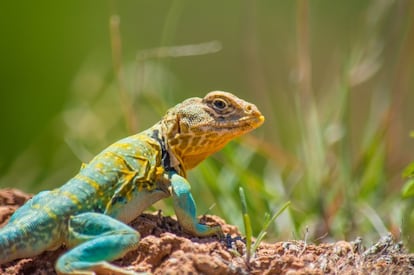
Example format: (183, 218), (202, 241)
(169, 173), (223, 237)
(56, 212), (141, 275)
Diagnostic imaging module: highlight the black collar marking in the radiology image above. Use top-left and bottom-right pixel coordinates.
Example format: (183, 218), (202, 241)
(151, 129), (174, 172)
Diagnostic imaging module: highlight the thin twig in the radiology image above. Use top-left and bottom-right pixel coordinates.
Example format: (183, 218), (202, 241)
(109, 15), (137, 133)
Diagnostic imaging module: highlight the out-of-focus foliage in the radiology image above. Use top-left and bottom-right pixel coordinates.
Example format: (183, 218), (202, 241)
(1, 1), (414, 249)
(402, 162), (414, 198)
(401, 134), (414, 248)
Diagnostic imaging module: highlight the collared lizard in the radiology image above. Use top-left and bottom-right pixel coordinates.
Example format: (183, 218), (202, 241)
(0, 91), (264, 275)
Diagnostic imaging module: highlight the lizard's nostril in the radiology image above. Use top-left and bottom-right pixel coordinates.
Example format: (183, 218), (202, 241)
(245, 104), (253, 113)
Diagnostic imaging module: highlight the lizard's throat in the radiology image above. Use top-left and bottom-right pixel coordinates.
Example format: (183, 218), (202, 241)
(180, 147), (224, 170)
(168, 136), (229, 171)
(160, 121), (231, 172)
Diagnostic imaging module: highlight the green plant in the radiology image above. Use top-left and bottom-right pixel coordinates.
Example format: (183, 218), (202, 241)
(239, 186), (290, 263)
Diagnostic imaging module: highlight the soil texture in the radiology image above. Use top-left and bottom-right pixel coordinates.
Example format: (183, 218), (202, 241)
(1, 188), (413, 274)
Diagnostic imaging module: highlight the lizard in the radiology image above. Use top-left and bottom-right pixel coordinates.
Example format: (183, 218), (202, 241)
(0, 91), (264, 275)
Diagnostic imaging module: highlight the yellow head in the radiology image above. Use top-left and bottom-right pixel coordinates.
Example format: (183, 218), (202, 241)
(161, 91), (264, 171)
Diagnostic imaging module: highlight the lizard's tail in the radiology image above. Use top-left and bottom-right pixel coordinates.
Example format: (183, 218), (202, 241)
(0, 225), (34, 264)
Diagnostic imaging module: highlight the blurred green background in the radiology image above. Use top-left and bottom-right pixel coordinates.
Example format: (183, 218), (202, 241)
(1, 1), (414, 248)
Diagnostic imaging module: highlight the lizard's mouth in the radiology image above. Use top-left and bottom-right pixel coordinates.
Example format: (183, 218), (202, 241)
(239, 114), (265, 128)
(212, 114), (264, 133)
(256, 115), (265, 126)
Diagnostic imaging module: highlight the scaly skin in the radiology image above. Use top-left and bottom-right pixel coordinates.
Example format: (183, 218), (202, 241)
(0, 91), (264, 275)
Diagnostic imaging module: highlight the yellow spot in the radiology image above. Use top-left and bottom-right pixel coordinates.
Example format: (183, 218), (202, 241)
(43, 206), (58, 219)
(75, 174), (100, 191)
(95, 162), (104, 170)
(61, 191), (82, 209)
(156, 166), (164, 176)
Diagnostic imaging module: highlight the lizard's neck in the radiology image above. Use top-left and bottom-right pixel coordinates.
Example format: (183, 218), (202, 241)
(148, 122), (185, 176)
(157, 118), (229, 173)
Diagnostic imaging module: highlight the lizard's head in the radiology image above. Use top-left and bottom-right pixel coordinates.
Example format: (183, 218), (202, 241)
(162, 91), (264, 171)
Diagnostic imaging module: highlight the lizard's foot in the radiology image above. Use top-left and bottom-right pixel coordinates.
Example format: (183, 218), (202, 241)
(169, 173), (223, 238)
(188, 223), (223, 238)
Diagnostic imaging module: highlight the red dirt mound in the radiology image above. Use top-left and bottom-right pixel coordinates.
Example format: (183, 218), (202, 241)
(1, 188), (413, 274)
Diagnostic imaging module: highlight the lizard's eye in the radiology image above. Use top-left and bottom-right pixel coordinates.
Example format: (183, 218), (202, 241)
(212, 98), (228, 110)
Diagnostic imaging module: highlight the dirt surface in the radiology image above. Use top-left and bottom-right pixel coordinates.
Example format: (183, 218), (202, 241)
(1, 188), (414, 274)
